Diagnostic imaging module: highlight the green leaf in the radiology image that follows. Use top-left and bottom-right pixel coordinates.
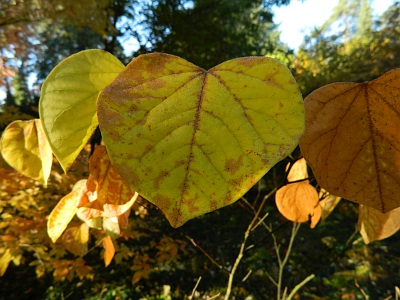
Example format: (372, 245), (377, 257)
(39, 49), (125, 172)
(98, 53), (304, 227)
(0, 119), (52, 185)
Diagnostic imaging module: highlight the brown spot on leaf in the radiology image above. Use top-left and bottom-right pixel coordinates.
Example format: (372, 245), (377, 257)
(185, 194), (200, 213)
(224, 156), (243, 175)
(153, 194), (173, 211)
(154, 170), (169, 189)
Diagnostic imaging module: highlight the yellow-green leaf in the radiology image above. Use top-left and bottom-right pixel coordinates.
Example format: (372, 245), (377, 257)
(48, 179), (87, 243)
(357, 205), (400, 244)
(39, 50), (125, 172)
(98, 53), (304, 227)
(0, 119), (52, 185)
(299, 69), (400, 212)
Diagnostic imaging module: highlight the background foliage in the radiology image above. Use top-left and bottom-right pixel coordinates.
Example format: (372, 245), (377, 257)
(1, 0), (400, 299)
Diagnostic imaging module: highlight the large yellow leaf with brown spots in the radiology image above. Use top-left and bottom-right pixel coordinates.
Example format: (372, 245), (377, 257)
(98, 53), (304, 227)
(300, 69), (400, 213)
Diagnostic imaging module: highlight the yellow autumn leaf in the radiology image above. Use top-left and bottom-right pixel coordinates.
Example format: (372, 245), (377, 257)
(357, 205), (400, 244)
(0, 248), (12, 276)
(98, 53), (305, 227)
(0, 119), (52, 185)
(103, 235), (115, 267)
(76, 146), (138, 220)
(300, 69), (400, 212)
(287, 157), (308, 182)
(47, 179), (87, 243)
(276, 181), (321, 228)
(39, 50), (125, 172)
(61, 223), (89, 256)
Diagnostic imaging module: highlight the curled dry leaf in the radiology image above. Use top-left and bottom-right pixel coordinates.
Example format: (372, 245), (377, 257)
(0, 119), (52, 185)
(77, 145), (138, 221)
(98, 52), (305, 227)
(357, 205), (400, 244)
(276, 181), (321, 228)
(47, 179), (87, 243)
(300, 69), (400, 212)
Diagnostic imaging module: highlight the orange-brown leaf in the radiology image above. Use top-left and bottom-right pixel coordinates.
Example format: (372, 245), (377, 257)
(300, 69), (400, 212)
(357, 205), (400, 244)
(103, 235), (115, 267)
(276, 181), (321, 228)
(77, 145), (137, 220)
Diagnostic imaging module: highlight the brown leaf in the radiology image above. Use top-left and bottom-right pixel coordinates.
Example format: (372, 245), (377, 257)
(300, 69), (400, 212)
(357, 205), (400, 244)
(276, 181), (321, 228)
(77, 145), (138, 220)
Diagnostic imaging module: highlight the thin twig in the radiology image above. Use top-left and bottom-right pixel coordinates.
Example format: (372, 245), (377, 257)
(277, 222), (301, 300)
(186, 235), (229, 275)
(224, 188), (277, 300)
(286, 274), (315, 300)
(18, 243), (45, 267)
(190, 276), (202, 299)
(241, 269), (252, 282)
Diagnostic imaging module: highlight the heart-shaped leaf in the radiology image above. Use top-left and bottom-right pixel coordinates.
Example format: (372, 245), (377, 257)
(0, 119), (52, 185)
(98, 53), (304, 227)
(299, 69), (400, 212)
(39, 50), (125, 172)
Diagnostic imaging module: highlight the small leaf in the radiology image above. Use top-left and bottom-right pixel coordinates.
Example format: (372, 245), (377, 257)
(0, 249), (12, 276)
(98, 53), (304, 227)
(61, 223), (89, 256)
(357, 205), (400, 244)
(319, 189), (341, 222)
(48, 179), (87, 243)
(276, 181), (321, 228)
(300, 69), (400, 212)
(103, 235), (115, 267)
(39, 50), (124, 172)
(287, 157), (308, 182)
(0, 119), (52, 185)
(76, 145), (138, 220)
(103, 217), (121, 239)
